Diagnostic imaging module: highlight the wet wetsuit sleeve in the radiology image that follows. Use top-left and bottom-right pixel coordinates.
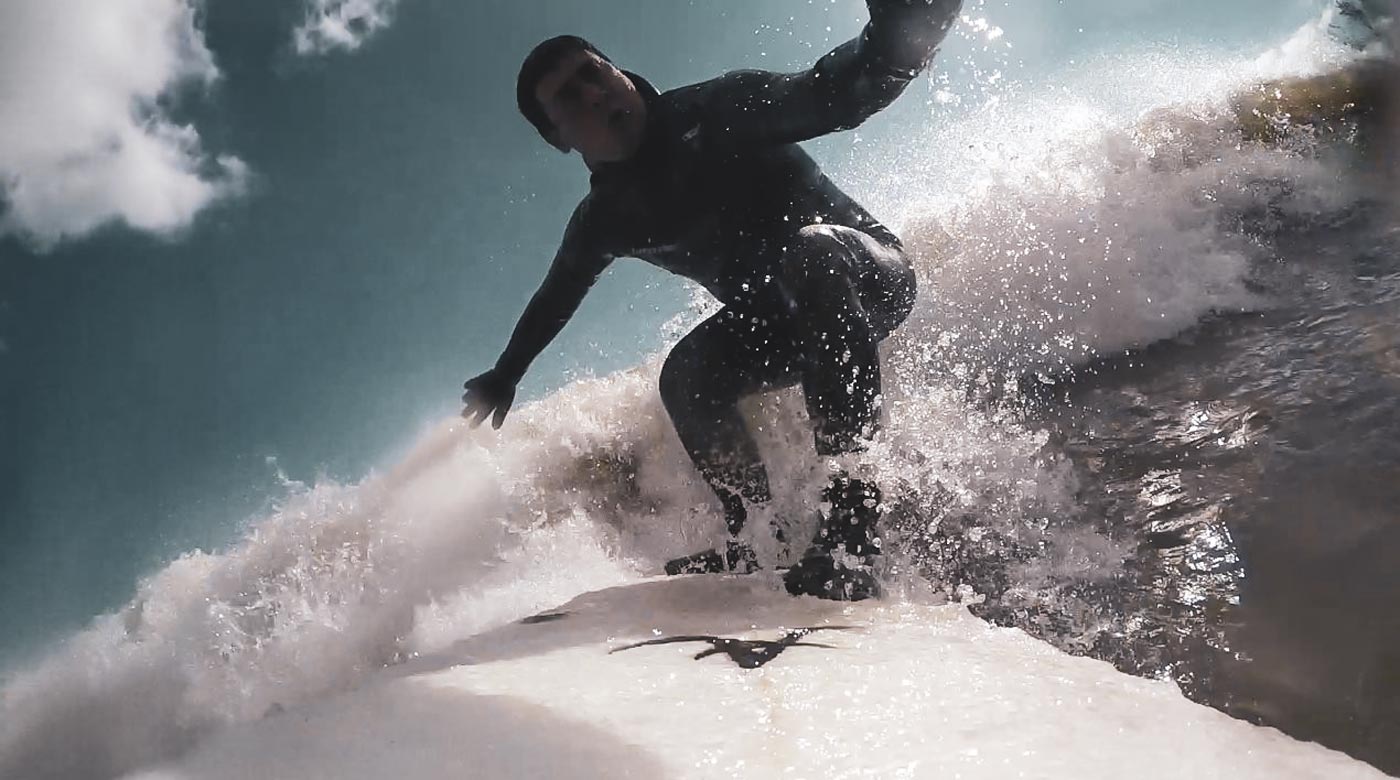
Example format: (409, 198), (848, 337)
(494, 202), (613, 384)
(702, 0), (963, 146)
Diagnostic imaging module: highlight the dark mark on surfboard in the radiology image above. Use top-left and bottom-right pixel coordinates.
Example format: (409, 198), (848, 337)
(609, 626), (857, 669)
(519, 611), (571, 625)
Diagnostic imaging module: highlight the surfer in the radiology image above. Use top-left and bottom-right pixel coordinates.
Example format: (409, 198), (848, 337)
(461, 0), (964, 600)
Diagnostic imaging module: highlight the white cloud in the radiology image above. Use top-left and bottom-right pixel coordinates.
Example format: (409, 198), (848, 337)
(0, 0), (244, 248)
(293, 0), (401, 56)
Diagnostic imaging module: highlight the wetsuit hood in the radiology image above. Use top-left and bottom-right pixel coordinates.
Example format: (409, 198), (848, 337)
(623, 70), (661, 103)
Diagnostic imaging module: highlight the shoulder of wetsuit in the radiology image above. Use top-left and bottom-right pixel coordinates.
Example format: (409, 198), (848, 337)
(653, 70), (796, 145)
(654, 77), (727, 124)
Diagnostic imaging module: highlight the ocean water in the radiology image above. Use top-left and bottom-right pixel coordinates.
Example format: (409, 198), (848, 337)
(3, 3), (1398, 778)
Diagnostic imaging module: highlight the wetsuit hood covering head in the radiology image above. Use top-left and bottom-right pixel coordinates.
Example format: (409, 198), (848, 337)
(621, 70), (661, 103)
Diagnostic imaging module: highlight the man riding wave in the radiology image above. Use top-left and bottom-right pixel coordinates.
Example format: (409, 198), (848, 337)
(462, 0), (964, 600)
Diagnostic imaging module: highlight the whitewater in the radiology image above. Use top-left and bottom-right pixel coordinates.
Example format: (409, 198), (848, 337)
(3, 5), (1397, 778)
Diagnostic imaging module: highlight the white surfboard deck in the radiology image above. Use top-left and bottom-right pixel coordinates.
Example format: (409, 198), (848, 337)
(130, 575), (1388, 780)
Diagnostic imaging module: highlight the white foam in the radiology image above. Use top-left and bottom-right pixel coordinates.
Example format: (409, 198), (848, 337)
(863, 20), (1361, 383)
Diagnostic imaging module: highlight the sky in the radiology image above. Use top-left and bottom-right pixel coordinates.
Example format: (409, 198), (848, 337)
(0, 0), (1323, 662)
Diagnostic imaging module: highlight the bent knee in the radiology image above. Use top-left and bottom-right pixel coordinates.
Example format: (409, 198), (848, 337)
(658, 355), (691, 409)
(794, 224), (848, 249)
(781, 225), (854, 291)
(791, 225), (851, 266)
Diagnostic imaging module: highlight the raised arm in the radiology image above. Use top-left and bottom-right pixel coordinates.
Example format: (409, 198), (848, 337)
(700, 0), (963, 147)
(462, 203), (612, 428)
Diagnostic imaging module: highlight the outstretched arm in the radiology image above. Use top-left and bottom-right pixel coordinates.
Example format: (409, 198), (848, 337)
(462, 205), (612, 428)
(703, 0), (963, 147)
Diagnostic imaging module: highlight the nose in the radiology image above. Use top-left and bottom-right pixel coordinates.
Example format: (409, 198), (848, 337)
(580, 81), (607, 110)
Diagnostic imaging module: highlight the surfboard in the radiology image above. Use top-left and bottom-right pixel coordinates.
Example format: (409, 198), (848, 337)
(128, 575), (1388, 780)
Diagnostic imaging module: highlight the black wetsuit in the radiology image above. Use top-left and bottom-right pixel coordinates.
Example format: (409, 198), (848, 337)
(494, 0), (963, 527)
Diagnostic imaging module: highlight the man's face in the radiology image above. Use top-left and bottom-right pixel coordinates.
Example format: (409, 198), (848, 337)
(535, 49), (647, 164)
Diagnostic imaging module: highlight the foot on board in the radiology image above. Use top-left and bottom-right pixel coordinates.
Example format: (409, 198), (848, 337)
(783, 475), (884, 600)
(783, 553), (881, 601)
(665, 539), (759, 576)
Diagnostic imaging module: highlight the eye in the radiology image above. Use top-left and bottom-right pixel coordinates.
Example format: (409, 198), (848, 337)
(558, 83), (580, 103)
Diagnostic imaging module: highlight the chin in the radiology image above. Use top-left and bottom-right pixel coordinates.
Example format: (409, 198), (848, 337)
(622, 118), (646, 149)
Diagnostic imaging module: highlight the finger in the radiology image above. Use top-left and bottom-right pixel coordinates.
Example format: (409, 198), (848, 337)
(466, 403), (492, 429)
(474, 404), (494, 428)
(491, 390), (515, 430)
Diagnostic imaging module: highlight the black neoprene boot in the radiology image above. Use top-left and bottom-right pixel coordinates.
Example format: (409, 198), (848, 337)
(664, 538), (759, 575)
(665, 490), (762, 575)
(783, 476), (883, 600)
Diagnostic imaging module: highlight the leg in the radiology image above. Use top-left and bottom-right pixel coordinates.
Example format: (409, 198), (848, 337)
(778, 224), (916, 456)
(659, 306), (802, 554)
(777, 224), (917, 599)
